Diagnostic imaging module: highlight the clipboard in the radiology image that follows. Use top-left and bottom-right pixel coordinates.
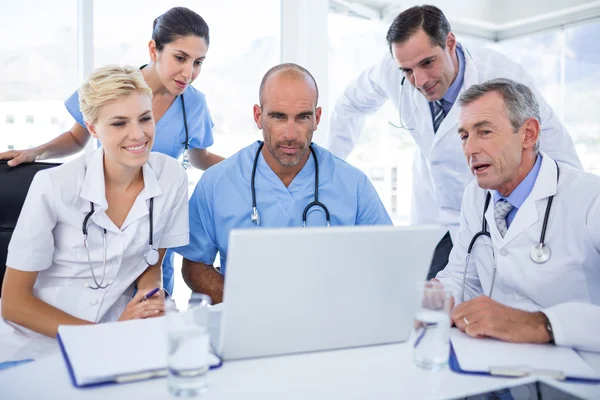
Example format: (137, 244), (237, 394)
(57, 317), (223, 388)
(449, 342), (600, 384)
(57, 333), (222, 388)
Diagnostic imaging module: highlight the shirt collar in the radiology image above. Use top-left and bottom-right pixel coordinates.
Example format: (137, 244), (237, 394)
(79, 149), (163, 210)
(442, 45), (465, 106)
(141, 158), (163, 200)
(493, 154), (543, 208)
(80, 149), (108, 209)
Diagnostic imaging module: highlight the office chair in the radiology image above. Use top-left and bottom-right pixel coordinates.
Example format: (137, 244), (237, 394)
(0, 160), (60, 296)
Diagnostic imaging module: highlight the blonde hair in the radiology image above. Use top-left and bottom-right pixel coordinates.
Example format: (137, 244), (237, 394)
(78, 65), (153, 124)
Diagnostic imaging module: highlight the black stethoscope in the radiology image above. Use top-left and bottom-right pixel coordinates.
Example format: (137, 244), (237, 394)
(180, 94), (190, 170)
(461, 162), (559, 301)
(250, 141), (331, 227)
(82, 198), (160, 290)
(139, 64), (190, 170)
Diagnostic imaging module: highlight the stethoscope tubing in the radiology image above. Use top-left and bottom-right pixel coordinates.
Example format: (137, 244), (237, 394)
(251, 141), (330, 227)
(82, 198), (156, 290)
(461, 161), (559, 302)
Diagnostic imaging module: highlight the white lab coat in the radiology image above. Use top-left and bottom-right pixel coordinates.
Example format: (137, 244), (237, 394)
(0, 149), (189, 363)
(327, 44), (582, 240)
(436, 154), (600, 352)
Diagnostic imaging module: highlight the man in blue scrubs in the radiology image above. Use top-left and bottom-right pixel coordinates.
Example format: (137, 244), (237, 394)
(174, 63), (392, 303)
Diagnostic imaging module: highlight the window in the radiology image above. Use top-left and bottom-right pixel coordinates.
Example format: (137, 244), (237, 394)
(492, 20), (600, 175)
(328, 12), (413, 224)
(0, 0), (77, 153)
(564, 20), (600, 175)
(491, 30), (562, 113)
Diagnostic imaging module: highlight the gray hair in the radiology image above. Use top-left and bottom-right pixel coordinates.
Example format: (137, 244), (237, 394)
(458, 78), (541, 152)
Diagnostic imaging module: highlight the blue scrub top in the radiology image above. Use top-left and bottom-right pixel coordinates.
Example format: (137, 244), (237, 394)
(65, 84), (215, 294)
(174, 141), (393, 276)
(64, 85), (214, 159)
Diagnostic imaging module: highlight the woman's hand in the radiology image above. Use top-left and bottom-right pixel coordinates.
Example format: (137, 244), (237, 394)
(0, 148), (40, 167)
(118, 289), (165, 321)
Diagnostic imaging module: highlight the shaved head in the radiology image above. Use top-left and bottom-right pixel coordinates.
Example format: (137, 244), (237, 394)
(253, 63), (322, 174)
(259, 63), (319, 107)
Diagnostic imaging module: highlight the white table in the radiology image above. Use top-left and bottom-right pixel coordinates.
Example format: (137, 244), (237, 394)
(1, 338), (599, 400)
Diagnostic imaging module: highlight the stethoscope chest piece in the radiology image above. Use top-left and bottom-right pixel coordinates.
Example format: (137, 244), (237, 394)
(530, 244), (551, 264)
(250, 142), (330, 227)
(251, 207), (260, 226)
(181, 149), (190, 170)
(145, 248), (160, 266)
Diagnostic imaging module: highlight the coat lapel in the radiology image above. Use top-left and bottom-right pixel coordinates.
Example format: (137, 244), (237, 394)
(491, 154), (559, 247)
(120, 161), (163, 230)
(433, 44), (478, 145)
(78, 149), (120, 235)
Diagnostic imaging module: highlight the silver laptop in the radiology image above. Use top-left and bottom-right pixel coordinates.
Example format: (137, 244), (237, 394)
(210, 225), (440, 361)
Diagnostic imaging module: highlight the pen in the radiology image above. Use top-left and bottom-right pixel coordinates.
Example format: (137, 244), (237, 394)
(0, 359), (34, 371)
(140, 287), (160, 302)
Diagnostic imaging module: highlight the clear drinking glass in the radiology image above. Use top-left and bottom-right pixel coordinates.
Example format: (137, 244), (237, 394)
(413, 281), (452, 371)
(166, 293), (212, 397)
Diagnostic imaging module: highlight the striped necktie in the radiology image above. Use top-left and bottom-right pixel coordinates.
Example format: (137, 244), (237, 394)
(432, 100), (445, 133)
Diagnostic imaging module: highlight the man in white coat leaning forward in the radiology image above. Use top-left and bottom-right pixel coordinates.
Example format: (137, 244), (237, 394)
(327, 5), (582, 279)
(435, 78), (600, 352)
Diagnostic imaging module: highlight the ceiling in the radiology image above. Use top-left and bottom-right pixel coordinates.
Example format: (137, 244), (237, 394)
(329, 0), (600, 40)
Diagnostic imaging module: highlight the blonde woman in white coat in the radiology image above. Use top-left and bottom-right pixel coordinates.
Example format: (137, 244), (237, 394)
(0, 65), (189, 364)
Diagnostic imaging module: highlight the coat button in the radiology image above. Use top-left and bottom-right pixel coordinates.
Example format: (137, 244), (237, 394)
(499, 248), (509, 256)
(89, 298), (99, 306)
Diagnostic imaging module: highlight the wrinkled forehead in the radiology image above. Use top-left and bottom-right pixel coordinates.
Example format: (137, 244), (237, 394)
(458, 92), (510, 130)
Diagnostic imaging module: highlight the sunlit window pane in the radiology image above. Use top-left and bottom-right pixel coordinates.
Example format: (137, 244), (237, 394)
(0, 0), (77, 152)
(564, 20), (600, 175)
